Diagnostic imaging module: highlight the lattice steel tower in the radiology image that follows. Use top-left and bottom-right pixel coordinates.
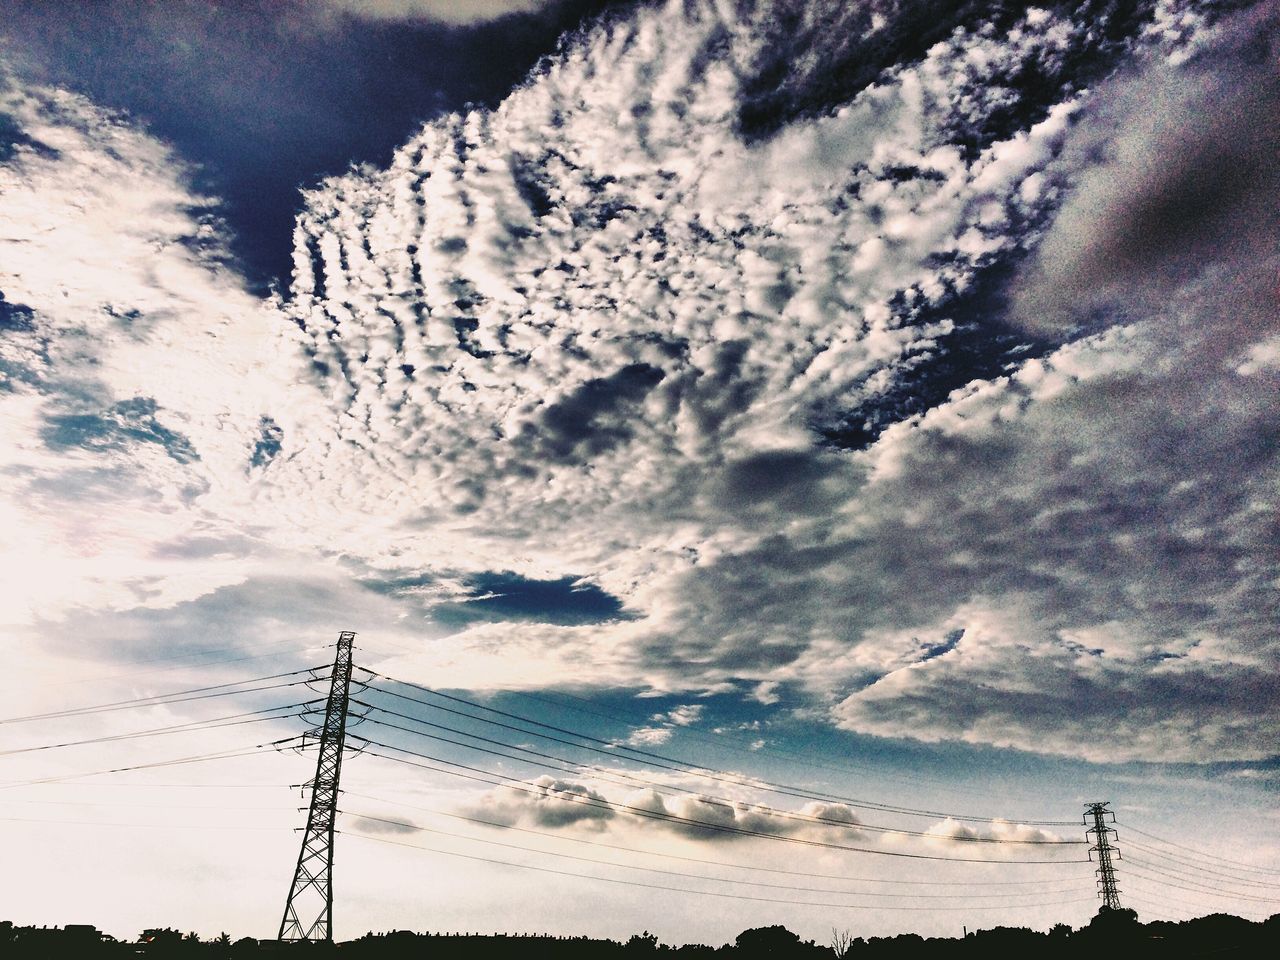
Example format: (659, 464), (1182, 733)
(1085, 801), (1123, 911)
(279, 631), (356, 942)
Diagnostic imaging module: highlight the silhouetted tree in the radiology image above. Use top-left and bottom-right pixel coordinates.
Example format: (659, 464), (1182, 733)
(626, 930), (660, 952)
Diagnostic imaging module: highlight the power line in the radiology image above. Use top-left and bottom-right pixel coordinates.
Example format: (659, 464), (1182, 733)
(1115, 822), (1280, 877)
(0, 668), (322, 726)
(354, 706), (1080, 845)
(359, 671), (1077, 827)
(0, 815), (294, 833)
(350, 737), (1087, 865)
(505, 686), (1055, 808)
(1, 642), (325, 695)
(0, 781), (293, 789)
(0, 737), (303, 789)
(0, 701), (312, 758)
(1119, 863), (1280, 905)
(341, 789), (1084, 887)
(1122, 875), (1274, 915)
(0, 796), (297, 812)
(1120, 843), (1280, 890)
(345, 829), (1098, 913)
(344, 809), (1095, 901)
(1120, 892), (1196, 922)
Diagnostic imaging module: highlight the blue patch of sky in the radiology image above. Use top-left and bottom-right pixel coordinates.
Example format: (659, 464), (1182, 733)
(375, 679), (1260, 827)
(918, 627), (965, 663)
(0, 102), (59, 162)
(816, 260), (1058, 451)
(362, 570), (631, 627)
(0, 291), (35, 332)
(250, 416), (284, 468)
(40, 396), (199, 464)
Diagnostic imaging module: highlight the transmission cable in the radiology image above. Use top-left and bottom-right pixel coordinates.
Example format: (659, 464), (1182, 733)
(0, 642), (325, 696)
(1, 814), (293, 833)
(350, 736), (1086, 865)
(345, 828), (1097, 913)
(505, 686), (1056, 808)
(344, 788), (1092, 889)
(1123, 875), (1275, 917)
(354, 706), (1080, 845)
(1123, 875), (1262, 912)
(1114, 821), (1280, 876)
(0, 701), (315, 758)
(344, 809), (1094, 901)
(1119, 841), (1280, 890)
(359, 670), (1076, 827)
(0, 735), (304, 789)
(0, 668), (323, 726)
(1118, 863), (1280, 904)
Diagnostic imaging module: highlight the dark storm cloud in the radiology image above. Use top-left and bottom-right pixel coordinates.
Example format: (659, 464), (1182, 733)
(516, 362), (666, 463)
(1012, 2), (1280, 330)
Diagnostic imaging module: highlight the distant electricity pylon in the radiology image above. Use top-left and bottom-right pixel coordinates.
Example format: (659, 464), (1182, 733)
(279, 631), (357, 942)
(1084, 801), (1123, 911)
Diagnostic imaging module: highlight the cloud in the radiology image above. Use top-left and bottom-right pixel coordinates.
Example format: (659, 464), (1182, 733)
(4, 0), (1276, 768)
(312, 0), (554, 25)
(624, 704), (704, 745)
(659, 705), (704, 727)
(1010, 1), (1280, 333)
(462, 774), (873, 846)
(626, 726), (674, 746)
(269, 0), (1110, 583)
(920, 817), (1067, 851)
(260, 0), (1278, 763)
(0, 71), (299, 629)
(620, 789), (870, 845)
(466, 775), (617, 829)
(349, 815), (420, 835)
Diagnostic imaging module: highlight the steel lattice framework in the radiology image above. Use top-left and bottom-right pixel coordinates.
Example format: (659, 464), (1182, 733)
(1085, 801), (1123, 911)
(279, 631), (356, 942)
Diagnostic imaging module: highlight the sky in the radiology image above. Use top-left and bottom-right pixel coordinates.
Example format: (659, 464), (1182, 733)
(0, 0), (1278, 946)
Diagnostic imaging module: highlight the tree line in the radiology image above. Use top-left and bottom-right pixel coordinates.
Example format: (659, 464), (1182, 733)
(4, 909), (1277, 959)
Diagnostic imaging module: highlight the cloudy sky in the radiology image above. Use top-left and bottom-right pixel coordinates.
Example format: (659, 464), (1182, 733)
(1, 0), (1277, 945)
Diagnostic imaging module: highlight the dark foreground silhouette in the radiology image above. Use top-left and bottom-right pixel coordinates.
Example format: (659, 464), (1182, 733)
(4, 910), (1277, 959)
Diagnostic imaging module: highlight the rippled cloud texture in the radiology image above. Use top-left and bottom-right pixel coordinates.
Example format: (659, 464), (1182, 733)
(2, 0), (1276, 765)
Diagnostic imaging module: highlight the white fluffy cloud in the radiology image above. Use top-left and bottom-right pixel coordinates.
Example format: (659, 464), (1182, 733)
(454, 772), (1083, 860)
(3, 1), (1276, 766)
(0, 75), (302, 630)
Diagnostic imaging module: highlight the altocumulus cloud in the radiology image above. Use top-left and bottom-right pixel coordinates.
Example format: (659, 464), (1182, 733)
(456, 773), (1072, 857)
(463, 773), (881, 846)
(2, 1), (1277, 763)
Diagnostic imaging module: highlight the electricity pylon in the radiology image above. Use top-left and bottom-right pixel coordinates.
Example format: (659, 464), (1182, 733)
(279, 631), (357, 942)
(1085, 801), (1123, 911)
